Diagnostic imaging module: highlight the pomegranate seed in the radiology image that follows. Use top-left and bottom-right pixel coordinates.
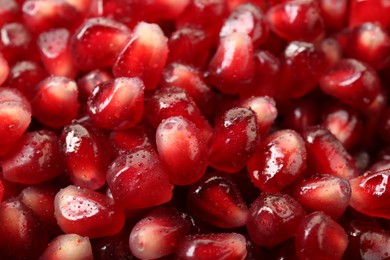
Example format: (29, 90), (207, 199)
(0, 53), (9, 85)
(266, 0), (325, 42)
(208, 32), (254, 95)
(246, 193), (305, 247)
(156, 116), (207, 185)
(0, 198), (48, 259)
(220, 3), (268, 47)
(37, 28), (78, 78)
(113, 22), (168, 91)
(319, 37), (343, 66)
(77, 69), (112, 101)
(60, 123), (110, 190)
(145, 87), (213, 144)
(247, 129), (307, 192)
(70, 17), (131, 71)
(291, 174), (351, 219)
(6, 60), (47, 99)
(54, 185), (125, 238)
(295, 212), (348, 259)
(209, 107), (260, 173)
(93, 229), (133, 260)
(303, 126), (359, 179)
(318, 0), (348, 30)
(64, 0), (93, 15)
(22, 0), (82, 34)
(0, 0), (19, 28)
(161, 63), (216, 116)
(106, 147), (173, 209)
(1, 130), (63, 184)
(349, 0), (390, 29)
(349, 169), (390, 219)
(31, 76), (79, 128)
(175, 233), (247, 260)
(187, 172), (248, 228)
(319, 59), (382, 113)
(41, 234), (93, 260)
(129, 206), (191, 259)
(87, 77), (144, 130)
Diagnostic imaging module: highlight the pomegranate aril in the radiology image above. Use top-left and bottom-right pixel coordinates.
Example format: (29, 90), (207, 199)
(41, 233), (93, 260)
(77, 69), (112, 101)
(247, 129), (307, 192)
(60, 123), (110, 190)
(54, 185), (125, 238)
(303, 126), (359, 179)
(161, 63), (216, 116)
(6, 60), (47, 99)
(319, 59), (382, 113)
(349, 0), (390, 29)
(266, 0), (325, 42)
(187, 172), (248, 228)
(87, 77), (144, 130)
(112, 22), (168, 91)
(349, 169), (390, 219)
(319, 37), (343, 66)
(31, 76), (79, 128)
(220, 3), (268, 47)
(295, 211), (348, 260)
(1, 130), (63, 184)
(145, 86), (213, 144)
(0, 53), (9, 85)
(107, 147), (173, 209)
(247, 193), (305, 247)
(318, 0), (348, 30)
(156, 116), (207, 185)
(0, 198), (48, 259)
(37, 28), (77, 78)
(0, 0), (20, 28)
(93, 229), (133, 260)
(208, 32), (254, 95)
(64, 0), (93, 15)
(70, 17), (131, 71)
(129, 206), (191, 259)
(175, 233), (247, 260)
(291, 174), (351, 219)
(22, 0), (82, 34)
(209, 107), (260, 173)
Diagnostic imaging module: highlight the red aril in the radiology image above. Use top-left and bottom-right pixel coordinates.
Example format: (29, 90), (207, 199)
(0, 0), (19, 28)
(93, 229), (133, 260)
(87, 77), (144, 130)
(187, 172), (248, 228)
(247, 129), (307, 192)
(41, 234), (93, 260)
(0, 53), (8, 85)
(318, 0), (348, 30)
(319, 37), (343, 66)
(113, 22), (168, 91)
(77, 69), (112, 101)
(349, 0), (390, 29)
(54, 185), (125, 238)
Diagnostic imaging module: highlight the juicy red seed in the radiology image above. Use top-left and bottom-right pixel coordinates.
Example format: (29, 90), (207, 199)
(349, 169), (390, 219)
(0, 198), (48, 259)
(41, 234), (93, 260)
(87, 77), (144, 130)
(54, 185), (125, 238)
(295, 212), (348, 259)
(220, 3), (268, 47)
(0, 53), (9, 85)
(266, 0), (325, 42)
(277, 41), (329, 99)
(319, 58), (382, 113)
(156, 116), (207, 185)
(1, 130), (63, 184)
(93, 229), (132, 260)
(31, 76), (79, 128)
(77, 69), (112, 101)
(321, 102), (363, 149)
(161, 62), (216, 116)
(247, 129), (307, 192)
(70, 17), (131, 71)
(37, 28), (77, 78)
(319, 37), (343, 66)
(208, 32), (254, 95)
(6, 60), (47, 99)
(106, 147), (173, 209)
(187, 173), (248, 228)
(303, 126), (359, 180)
(318, 0), (348, 30)
(113, 22), (168, 91)
(246, 193), (305, 247)
(129, 207), (191, 259)
(175, 233), (247, 260)
(349, 0), (390, 29)
(0, 0), (20, 28)
(209, 107), (260, 173)
(291, 174), (351, 219)
(0, 87), (31, 147)
(145, 86), (213, 144)
(60, 123), (110, 190)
